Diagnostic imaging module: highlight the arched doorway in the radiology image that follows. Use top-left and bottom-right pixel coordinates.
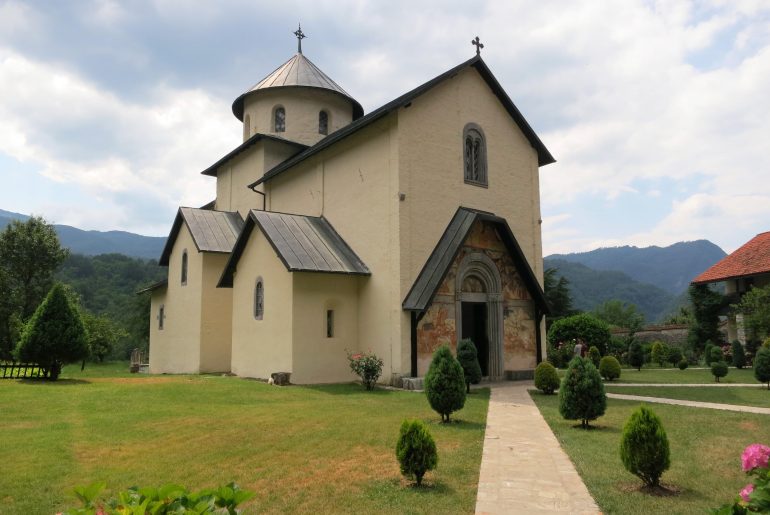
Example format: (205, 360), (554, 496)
(455, 253), (504, 379)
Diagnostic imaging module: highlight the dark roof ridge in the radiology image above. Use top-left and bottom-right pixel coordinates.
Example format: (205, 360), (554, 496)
(201, 132), (308, 177)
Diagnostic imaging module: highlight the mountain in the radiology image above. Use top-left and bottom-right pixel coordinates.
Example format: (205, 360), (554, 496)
(0, 209), (166, 260)
(546, 240), (727, 295)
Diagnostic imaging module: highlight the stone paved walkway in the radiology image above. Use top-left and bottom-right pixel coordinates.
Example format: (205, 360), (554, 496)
(475, 381), (600, 514)
(605, 393), (770, 414)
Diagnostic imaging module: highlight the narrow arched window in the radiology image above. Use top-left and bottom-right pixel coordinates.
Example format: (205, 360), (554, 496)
(318, 110), (328, 135)
(254, 277), (264, 320)
(243, 114), (251, 140)
(181, 250), (188, 286)
(274, 107), (286, 133)
(158, 304), (165, 330)
(463, 123), (487, 186)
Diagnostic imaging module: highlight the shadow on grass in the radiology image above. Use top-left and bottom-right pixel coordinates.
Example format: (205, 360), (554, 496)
(19, 378), (91, 385)
(365, 477), (455, 500)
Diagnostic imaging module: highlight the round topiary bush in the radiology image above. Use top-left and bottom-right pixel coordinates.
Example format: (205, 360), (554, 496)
(547, 314), (611, 356)
(534, 362), (560, 394)
(599, 356), (621, 381)
(754, 347), (770, 389)
(456, 338), (482, 393)
(628, 340), (644, 371)
(711, 361), (728, 382)
(424, 345), (466, 423)
(395, 419), (438, 486)
(558, 357), (606, 429)
(588, 346), (601, 368)
(620, 405), (670, 487)
(731, 340), (746, 369)
(678, 359), (688, 370)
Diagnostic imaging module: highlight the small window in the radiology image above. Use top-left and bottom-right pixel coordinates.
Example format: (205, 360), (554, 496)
(463, 123), (487, 186)
(274, 106), (286, 133)
(254, 278), (264, 320)
(158, 304), (165, 330)
(181, 250), (188, 286)
(243, 114), (251, 140)
(318, 110), (328, 135)
(326, 309), (334, 338)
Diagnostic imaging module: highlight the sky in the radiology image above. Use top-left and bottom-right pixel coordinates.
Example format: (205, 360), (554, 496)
(0, 0), (769, 256)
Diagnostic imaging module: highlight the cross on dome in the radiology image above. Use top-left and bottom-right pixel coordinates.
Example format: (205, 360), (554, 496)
(294, 24), (306, 54)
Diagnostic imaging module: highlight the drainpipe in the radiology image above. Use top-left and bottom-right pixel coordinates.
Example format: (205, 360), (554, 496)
(248, 185), (266, 211)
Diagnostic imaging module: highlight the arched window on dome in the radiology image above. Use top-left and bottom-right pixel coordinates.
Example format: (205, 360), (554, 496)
(274, 106), (286, 133)
(463, 123), (487, 187)
(243, 114), (251, 140)
(318, 110), (329, 135)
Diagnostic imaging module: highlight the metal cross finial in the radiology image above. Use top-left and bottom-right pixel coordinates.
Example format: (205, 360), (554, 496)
(471, 36), (484, 56)
(294, 23), (306, 54)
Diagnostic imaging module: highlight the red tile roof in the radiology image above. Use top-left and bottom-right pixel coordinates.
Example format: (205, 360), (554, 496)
(692, 231), (770, 284)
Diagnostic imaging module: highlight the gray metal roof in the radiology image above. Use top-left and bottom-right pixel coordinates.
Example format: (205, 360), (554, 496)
(402, 207), (549, 314)
(218, 210), (370, 287)
(159, 208), (244, 266)
(135, 279), (167, 295)
(232, 53), (364, 121)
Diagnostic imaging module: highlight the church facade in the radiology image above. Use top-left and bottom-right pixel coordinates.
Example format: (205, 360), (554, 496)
(145, 35), (554, 385)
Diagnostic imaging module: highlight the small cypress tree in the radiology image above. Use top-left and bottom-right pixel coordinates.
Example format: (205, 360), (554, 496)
(711, 361), (728, 382)
(599, 356), (621, 381)
(754, 347), (770, 390)
(456, 339), (482, 393)
(534, 361), (560, 394)
(424, 346), (466, 423)
(651, 341), (665, 367)
(588, 346), (601, 367)
(704, 341), (715, 365)
(395, 419), (438, 486)
(709, 345), (724, 366)
(620, 405), (670, 487)
(667, 346), (683, 365)
(731, 341), (746, 369)
(628, 340), (644, 371)
(14, 283), (88, 380)
(558, 357), (606, 429)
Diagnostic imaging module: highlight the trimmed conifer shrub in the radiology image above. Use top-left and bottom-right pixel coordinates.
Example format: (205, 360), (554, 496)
(620, 405), (670, 487)
(754, 347), (770, 389)
(395, 419), (438, 486)
(14, 283), (88, 380)
(628, 340), (644, 371)
(678, 359), (688, 370)
(558, 356), (606, 429)
(650, 341), (666, 367)
(588, 346), (601, 367)
(710, 345), (724, 365)
(599, 356), (621, 381)
(534, 362), (560, 394)
(667, 347), (683, 366)
(424, 345), (466, 422)
(731, 340), (746, 369)
(711, 361), (728, 382)
(704, 341), (715, 365)
(456, 338), (482, 393)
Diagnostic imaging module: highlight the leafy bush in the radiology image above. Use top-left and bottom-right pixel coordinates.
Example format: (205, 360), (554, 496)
(628, 340), (644, 371)
(546, 340), (575, 369)
(558, 357), (606, 429)
(548, 313), (611, 356)
(650, 341), (667, 367)
(347, 350), (383, 390)
(704, 341), (716, 365)
(14, 283), (88, 380)
(711, 361), (728, 382)
(667, 346), (683, 366)
(731, 340), (746, 369)
(588, 346), (601, 367)
(534, 362), (560, 394)
(754, 347), (770, 389)
(64, 481), (254, 514)
(710, 346), (725, 366)
(678, 359), (688, 370)
(607, 336), (629, 363)
(395, 419), (438, 486)
(424, 345), (466, 422)
(620, 405), (670, 487)
(456, 339), (482, 393)
(599, 356), (621, 381)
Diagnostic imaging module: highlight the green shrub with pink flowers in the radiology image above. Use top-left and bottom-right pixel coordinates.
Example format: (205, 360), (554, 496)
(347, 350), (384, 390)
(711, 443), (770, 514)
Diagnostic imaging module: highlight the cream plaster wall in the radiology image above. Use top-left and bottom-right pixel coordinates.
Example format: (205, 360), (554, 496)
(199, 253), (233, 372)
(291, 273), (361, 383)
(242, 88), (354, 146)
(149, 227), (202, 374)
(230, 228), (293, 379)
(148, 287), (167, 369)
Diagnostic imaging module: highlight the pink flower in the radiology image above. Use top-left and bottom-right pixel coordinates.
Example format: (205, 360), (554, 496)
(740, 483), (754, 503)
(741, 444), (770, 472)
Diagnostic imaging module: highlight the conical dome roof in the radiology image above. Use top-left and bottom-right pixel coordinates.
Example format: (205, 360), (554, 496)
(232, 53), (363, 121)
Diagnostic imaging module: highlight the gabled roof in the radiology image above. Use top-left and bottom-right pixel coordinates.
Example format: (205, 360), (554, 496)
(402, 207), (549, 314)
(218, 210), (370, 287)
(201, 132), (308, 177)
(136, 279), (167, 295)
(159, 208), (244, 266)
(692, 231), (770, 284)
(232, 53), (364, 121)
(250, 55), (555, 189)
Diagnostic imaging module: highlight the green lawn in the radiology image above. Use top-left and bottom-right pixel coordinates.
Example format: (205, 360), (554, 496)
(558, 366), (760, 384)
(604, 385), (770, 408)
(0, 363), (489, 514)
(530, 392), (768, 514)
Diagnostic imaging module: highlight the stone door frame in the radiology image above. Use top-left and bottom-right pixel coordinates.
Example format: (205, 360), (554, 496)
(455, 252), (504, 379)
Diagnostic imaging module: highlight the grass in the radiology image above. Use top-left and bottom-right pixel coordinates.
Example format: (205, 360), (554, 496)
(559, 366), (760, 384)
(0, 362), (489, 514)
(604, 385), (770, 408)
(530, 392), (768, 514)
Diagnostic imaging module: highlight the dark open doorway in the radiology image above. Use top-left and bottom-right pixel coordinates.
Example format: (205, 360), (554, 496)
(461, 302), (489, 376)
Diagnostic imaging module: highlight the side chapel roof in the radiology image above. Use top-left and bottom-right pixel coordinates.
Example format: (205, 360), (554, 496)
(201, 132), (308, 177)
(159, 207), (244, 266)
(402, 207), (550, 314)
(249, 55), (555, 189)
(218, 210), (370, 287)
(692, 231), (770, 284)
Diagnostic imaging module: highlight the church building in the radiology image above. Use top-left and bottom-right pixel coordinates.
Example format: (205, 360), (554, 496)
(145, 30), (554, 385)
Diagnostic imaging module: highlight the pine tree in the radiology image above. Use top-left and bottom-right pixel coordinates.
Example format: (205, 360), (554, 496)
(456, 339), (482, 393)
(754, 347), (770, 389)
(395, 419), (438, 486)
(620, 405), (670, 487)
(628, 340), (644, 371)
(558, 356), (607, 429)
(731, 340), (746, 369)
(424, 346), (466, 422)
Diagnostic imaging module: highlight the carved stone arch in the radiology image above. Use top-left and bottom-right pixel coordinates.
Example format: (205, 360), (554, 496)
(455, 252), (505, 379)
